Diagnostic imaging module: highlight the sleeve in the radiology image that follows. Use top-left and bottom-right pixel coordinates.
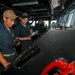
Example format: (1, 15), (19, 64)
(14, 26), (20, 37)
(28, 23), (33, 30)
(30, 26), (33, 30)
(0, 36), (2, 51)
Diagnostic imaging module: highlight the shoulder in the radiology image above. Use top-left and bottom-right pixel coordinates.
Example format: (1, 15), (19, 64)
(15, 24), (21, 27)
(0, 26), (4, 36)
(14, 24), (21, 30)
(0, 23), (4, 31)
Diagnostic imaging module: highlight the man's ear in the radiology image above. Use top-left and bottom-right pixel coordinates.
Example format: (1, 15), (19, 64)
(20, 17), (22, 21)
(3, 17), (6, 21)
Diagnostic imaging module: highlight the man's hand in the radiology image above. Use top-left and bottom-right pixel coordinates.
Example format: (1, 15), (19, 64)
(14, 38), (20, 46)
(0, 52), (11, 68)
(3, 62), (11, 68)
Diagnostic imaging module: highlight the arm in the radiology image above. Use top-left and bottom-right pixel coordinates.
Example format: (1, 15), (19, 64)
(0, 36), (10, 68)
(18, 28), (33, 41)
(30, 29), (33, 35)
(14, 25), (32, 41)
(15, 37), (31, 41)
(0, 52), (10, 68)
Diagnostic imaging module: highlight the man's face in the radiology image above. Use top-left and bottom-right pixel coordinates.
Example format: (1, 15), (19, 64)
(3, 17), (15, 28)
(20, 17), (28, 25)
(39, 20), (43, 24)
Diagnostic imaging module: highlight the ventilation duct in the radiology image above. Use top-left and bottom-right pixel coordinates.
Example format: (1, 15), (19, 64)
(31, 8), (47, 11)
(12, 1), (38, 6)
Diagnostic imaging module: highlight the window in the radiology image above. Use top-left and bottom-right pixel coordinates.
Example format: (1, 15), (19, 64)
(43, 20), (49, 27)
(67, 10), (74, 27)
(50, 20), (57, 25)
(29, 21), (35, 26)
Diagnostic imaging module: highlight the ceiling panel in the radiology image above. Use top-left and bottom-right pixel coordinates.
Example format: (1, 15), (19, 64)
(0, 0), (75, 20)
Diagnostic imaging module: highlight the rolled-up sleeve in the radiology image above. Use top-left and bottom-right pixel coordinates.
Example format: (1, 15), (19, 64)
(0, 36), (2, 51)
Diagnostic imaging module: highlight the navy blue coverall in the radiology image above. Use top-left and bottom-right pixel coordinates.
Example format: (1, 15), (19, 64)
(0, 23), (16, 62)
(14, 23), (32, 51)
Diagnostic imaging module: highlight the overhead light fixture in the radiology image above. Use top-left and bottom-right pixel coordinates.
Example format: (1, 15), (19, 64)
(31, 8), (47, 11)
(12, 1), (38, 6)
(51, 0), (59, 8)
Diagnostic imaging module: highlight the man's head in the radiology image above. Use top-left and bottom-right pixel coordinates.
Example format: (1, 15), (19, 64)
(3, 10), (18, 28)
(38, 19), (43, 24)
(20, 12), (29, 25)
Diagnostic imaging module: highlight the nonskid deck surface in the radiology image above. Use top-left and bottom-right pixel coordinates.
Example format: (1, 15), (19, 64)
(2, 30), (75, 75)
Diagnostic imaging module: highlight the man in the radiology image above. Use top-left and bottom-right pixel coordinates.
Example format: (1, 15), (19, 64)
(0, 10), (18, 68)
(35, 18), (46, 34)
(14, 12), (33, 52)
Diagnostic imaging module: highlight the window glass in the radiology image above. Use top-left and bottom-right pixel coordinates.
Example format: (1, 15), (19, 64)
(29, 21), (35, 26)
(43, 20), (49, 27)
(67, 10), (74, 27)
